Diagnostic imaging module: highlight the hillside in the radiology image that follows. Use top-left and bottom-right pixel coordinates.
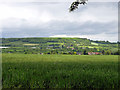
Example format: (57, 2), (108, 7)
(1, 37), (119, 55)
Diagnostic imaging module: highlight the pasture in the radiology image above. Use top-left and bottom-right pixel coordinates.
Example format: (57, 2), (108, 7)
(2, 54), (119, 88)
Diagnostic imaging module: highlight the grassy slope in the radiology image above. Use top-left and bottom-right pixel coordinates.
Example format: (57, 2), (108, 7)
(2, 54), (118, 88)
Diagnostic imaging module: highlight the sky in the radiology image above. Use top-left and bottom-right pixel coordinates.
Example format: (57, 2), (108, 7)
(0, 0), (118, 42)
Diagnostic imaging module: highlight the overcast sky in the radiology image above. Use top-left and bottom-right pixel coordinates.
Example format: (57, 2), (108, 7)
(0, 1), (118, 42)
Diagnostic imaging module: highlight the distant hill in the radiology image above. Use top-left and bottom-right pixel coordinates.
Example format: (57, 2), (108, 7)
(1, 37), (119, 55)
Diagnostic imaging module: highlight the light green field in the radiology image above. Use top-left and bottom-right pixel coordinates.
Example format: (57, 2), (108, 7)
(2, 54), (119, 88)
(91, 42), (98, 46)
(23, 44), (39, 46)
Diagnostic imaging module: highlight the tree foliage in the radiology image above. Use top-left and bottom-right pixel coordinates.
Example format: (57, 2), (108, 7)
(69, 0), (88, 12)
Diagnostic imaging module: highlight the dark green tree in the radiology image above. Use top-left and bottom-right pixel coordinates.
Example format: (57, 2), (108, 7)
(83, 50), (88, 55)
(102, 50), (105, 55)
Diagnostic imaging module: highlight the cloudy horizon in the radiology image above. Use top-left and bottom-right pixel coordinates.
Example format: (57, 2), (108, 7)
(0, 2), (118, 42)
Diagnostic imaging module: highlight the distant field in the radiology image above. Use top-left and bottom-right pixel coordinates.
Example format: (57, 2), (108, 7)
(91, 42), (98, 46)
(23, 44), (39, 46)
(2, 54), (119, 88)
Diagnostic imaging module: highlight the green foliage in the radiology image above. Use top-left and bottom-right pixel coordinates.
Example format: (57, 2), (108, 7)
(83, 50), (88, 55)
(105, 50), (111, 55)
(69, 0), (87, 12)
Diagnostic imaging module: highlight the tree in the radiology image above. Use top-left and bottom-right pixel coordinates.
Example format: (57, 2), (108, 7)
(114, 50), (120, 55)
(83, 50), (88, 55)
(105, 50), (111, 55)
(69, 0), (88, 12)
(102, 50), (105, 55)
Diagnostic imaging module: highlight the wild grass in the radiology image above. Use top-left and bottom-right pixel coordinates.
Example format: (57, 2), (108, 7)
(2, 54), (118, 88)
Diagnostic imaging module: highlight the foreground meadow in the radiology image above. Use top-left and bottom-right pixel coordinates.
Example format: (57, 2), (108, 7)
(2, 54), (118, 88)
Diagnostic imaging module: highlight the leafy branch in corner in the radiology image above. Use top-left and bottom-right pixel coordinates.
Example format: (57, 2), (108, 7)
(69, 0), (88, 12)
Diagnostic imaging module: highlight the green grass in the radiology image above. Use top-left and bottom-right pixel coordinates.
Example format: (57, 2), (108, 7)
(2, 54), (119, 88)
(91, 42), (98, 46)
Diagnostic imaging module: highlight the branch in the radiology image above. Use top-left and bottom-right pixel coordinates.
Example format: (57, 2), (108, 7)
(69, 0), (88, 12)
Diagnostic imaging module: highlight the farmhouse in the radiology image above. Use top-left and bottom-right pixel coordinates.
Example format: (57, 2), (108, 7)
(88, 52), (101, 55)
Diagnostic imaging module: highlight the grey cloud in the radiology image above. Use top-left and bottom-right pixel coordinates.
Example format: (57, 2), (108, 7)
(2, 19), (117, 38)
(1, 2), (118, 42)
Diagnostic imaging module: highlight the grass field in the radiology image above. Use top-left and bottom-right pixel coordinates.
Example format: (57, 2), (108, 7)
(23, 44), (39, 46)
(2, 54), (119, 88)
